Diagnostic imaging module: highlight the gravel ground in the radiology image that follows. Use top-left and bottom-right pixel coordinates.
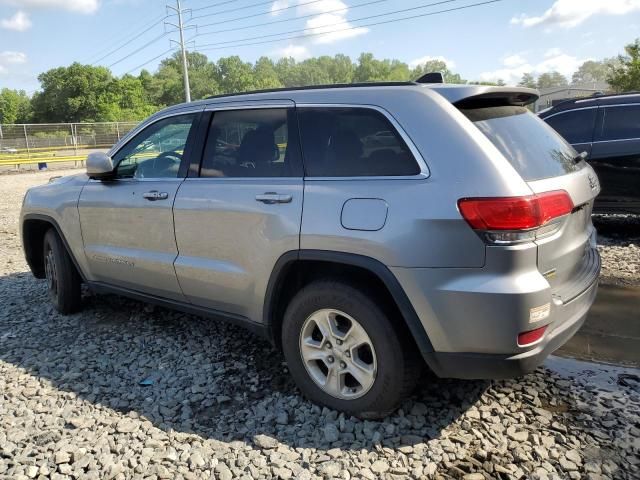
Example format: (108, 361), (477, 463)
(594, 215), (640, 287)
(1, 170), (639, 480)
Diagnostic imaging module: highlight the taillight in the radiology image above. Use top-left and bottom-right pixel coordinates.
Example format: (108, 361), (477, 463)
(458, 190), (573, 244)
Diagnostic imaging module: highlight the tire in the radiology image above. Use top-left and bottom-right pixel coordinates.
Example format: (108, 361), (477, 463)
(43, 228), (82, 314)
(281, 280), (421, 418)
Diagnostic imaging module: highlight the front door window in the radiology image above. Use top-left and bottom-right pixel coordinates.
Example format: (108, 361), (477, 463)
(113, 114), (197, 179)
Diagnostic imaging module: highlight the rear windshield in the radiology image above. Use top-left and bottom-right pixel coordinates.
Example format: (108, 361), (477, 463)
(461, 106), (584, 181)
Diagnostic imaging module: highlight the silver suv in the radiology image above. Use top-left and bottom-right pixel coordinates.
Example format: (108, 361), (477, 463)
(21, 83), (601, 417)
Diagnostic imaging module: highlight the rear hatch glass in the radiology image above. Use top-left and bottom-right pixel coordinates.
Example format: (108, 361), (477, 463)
(461, 106), (585, 181)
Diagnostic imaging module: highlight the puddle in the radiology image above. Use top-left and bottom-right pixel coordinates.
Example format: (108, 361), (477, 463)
(556, 284), (640, 367)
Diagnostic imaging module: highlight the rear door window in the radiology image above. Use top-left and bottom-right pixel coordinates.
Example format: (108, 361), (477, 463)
(461, 106), (583, 181)
(599, 105), (640, 141)
(297, 107), (420, 177)
(545, 108), (597, 144)
(200, 108), (302, 178)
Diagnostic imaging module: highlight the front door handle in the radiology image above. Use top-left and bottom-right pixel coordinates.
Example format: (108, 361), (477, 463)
(255, 192), (292, 204)
(143, 190), (169, 201)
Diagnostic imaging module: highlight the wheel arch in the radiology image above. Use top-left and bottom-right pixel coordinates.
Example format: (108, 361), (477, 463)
(22, 214), (85, 281)
(263, 250), (435, 361)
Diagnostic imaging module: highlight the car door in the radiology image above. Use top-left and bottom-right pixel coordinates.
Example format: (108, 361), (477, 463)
(173, 103), (304, 322)
(78, 110), (201, 301)
(590, 103), (640, 210)
(543, 106), (598, 157)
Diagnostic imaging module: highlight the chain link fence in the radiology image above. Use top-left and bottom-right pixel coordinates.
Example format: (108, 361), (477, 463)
(0, 122), (139, 168)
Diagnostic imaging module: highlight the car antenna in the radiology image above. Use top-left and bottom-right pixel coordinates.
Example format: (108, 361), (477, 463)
(415, 72), (445, 84)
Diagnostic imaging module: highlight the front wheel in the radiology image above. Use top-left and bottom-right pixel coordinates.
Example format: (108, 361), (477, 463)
(281, 280), (420, 418)
(43, 228), (82, 314)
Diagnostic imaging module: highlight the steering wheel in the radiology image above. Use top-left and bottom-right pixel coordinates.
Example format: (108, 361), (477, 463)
(134, 150), (183, 179)
(157, 150), (183, 161)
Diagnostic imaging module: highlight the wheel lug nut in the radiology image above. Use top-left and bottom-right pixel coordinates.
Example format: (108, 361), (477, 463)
(340, 361), (346, 369)
(327, 356), (334, 364)
(345, 351), (351, 358)
(336, 339), (343, 345)
(325, 342), (332, 349)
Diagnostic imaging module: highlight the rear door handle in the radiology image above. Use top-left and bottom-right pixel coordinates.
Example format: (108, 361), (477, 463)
(255, 192), (292, 204)
(143, 190), (169, 201)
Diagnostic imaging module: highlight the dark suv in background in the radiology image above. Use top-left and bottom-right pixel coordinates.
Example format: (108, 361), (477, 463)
(540, 92), (640, 214)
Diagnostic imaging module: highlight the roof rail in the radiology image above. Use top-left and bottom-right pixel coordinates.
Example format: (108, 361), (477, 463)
(549, 90), (640, 110)
(205, 81), (416, 100)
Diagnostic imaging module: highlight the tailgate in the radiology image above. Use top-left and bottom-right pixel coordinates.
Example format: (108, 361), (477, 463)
(458, 101), (601, 303)
(528, 166), (600, 302)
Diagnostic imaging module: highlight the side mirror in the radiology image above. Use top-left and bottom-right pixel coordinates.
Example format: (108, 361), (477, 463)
(86, 152), (114, 179)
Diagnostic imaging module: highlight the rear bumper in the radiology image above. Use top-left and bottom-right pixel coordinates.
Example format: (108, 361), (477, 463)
(423, 276), (599, 379)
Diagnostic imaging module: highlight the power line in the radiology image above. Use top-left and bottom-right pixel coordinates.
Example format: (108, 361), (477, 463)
(88, 15), (168, 65)
(189, 0), (300, 22)
(124, 47), (178, 75)
(193, 0), (504, 52)
(195, 0), (329, 28)
(189, 0), (242, 13)
(195, 0), (458, 43)
(107, 32), (170, 68)
(194, 0), (391, 38)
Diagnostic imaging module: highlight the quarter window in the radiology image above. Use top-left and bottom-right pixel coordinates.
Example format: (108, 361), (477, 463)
(545, 108), (597, 144)
(600, 105), (640, 141)
(113, 114), (197, 179)
(200, 108), (301, 178)
(297, 107), (420, 177)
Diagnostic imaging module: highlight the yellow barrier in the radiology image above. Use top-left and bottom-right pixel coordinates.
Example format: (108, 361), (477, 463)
(1, 143), (114, 154)
(0, 156), (87, 166)
(0, 151), (166, 167)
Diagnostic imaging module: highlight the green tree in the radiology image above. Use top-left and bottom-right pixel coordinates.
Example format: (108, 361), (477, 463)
(0, 88), (32, 123)
(572, 60), (613, 85)
(608, 38), (640, 92)
(518, 73), (537, 88)
(101, 75), (157, 121)
(30, 63), (160, 123)
(253, 56), (283, 90)
(326, 54), (354, 84)
(217, 56), (256, 93)
(411, 59), (466, 84)
(536, 71), (568, 89)
(31, 63), (115, 122)
(353, 53), (411, 82)
(148, 51), (219, 106)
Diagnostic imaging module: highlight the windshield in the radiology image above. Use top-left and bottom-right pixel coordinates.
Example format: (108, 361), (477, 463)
(461, 106), (585, 181)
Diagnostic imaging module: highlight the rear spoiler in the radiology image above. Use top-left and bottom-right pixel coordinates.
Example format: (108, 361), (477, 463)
(425, 85), (539, 108)
(454, 90), (539, 109)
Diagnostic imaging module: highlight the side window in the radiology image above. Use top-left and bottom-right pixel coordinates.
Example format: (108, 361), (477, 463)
(297, 107), (420, 177)
(600, 105), (640, 141)
(200, 108), (301, 178)
(113, 114), (197, 179)
(545, 108), (597, 144)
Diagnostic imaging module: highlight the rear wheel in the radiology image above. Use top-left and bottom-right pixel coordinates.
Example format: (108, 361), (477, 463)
(43, 229), (82, 314)
(282, 280), (420, 418)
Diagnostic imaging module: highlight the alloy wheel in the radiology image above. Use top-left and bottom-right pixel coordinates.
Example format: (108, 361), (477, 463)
(44, 247), (58, 296)
(299, 308), (377, 400)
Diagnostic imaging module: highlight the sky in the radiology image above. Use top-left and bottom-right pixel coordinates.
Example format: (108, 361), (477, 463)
(0, 0), (639, 93)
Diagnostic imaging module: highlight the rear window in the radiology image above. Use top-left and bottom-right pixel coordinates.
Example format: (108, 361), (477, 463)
(297, 107), (420, 177)
(462, 106), (583, 181)
(600, 105), (640, 141)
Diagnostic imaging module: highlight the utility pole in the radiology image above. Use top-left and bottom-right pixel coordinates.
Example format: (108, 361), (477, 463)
(166, 0), (191, 102)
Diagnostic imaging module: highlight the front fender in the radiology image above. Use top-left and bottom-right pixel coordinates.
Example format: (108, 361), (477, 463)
(20, 174), (90, 280)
